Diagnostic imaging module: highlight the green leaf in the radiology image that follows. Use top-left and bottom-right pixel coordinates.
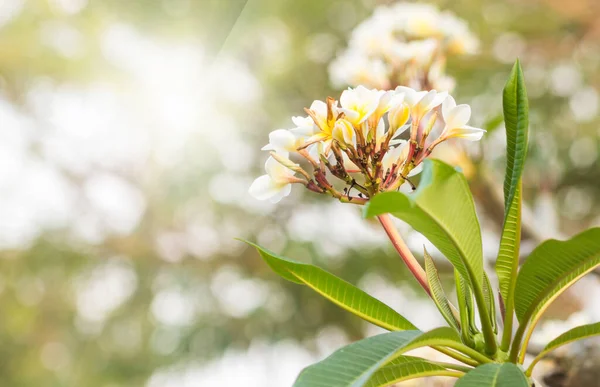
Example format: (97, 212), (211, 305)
(496, 59), (528, 351)
(365, 356), (461, 387)
(455, 363), (529, 387)
(528, 322), (600, 374)
(511, 228), (600, 361)
(242, 240), (417, 331)
(455, 270), (476, 346)
(365, 159), (484, 293)
(501, 59), (529, 217)
(515, 228), (600, 324)
(483, 273), (497, 334)
(496, 185), (522, 305)
(424, 248), (460, 332)
(294, 331), (421, 387)
(295, 328), (486, 387)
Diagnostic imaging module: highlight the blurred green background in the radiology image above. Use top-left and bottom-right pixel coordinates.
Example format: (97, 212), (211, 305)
(1, 0), (600, 386)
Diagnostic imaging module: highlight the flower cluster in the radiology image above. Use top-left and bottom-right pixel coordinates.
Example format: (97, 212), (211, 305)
(249, 86), (485, 204)
(329, 2), (479, 91)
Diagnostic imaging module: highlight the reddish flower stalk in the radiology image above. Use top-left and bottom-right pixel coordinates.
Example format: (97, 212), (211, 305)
(377, 213), (431, 297)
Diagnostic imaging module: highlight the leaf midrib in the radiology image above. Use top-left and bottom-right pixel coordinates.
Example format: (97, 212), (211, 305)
(286, 267), (417, 332)
(520, 257), (600, 324)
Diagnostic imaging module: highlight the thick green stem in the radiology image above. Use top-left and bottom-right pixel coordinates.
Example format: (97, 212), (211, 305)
(445, 341), (495, 365)
(472, 281), (499, 356)
(434, 347), (480, 367)
(434, 362), (472, 373)
(509, 322), (527, 362)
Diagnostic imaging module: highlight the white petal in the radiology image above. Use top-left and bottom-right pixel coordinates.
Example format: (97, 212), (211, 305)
(309, 100), (327, 116)
(446, 125), (486, 141)
(307, 143), (320, 160)
(334, 119), (356, 145)
(442, 95), (456, 119)
(355, 84), (370, 96)
(249, 175), (281, 201)
(389, 93), (405, 106)
(268, 183), (292, 203)
(377, 90), (394, 113)
(265, 156), (294, 181)
(382, 141), (408, 171)
(340, 108), (360, 122)
(408, 163), (423, 177)
(342, 152), (359, 171)
(268, 129), (297, 152)
(376, 118), (385, 142)
(290, 125), (315, 138)
(429, 91), (448, 110)
(446, 105), (471, 129)
(416, 90), (437, 111)
(340, 88), (356, 109)
(395, 86), (418, 105)
(292, 115), (311, 127)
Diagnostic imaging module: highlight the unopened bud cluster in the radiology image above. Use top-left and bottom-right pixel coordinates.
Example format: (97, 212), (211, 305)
(249, 85), (485, 204)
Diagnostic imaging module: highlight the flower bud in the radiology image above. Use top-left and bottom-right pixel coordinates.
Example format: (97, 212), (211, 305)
(422, 111), (438, 137)
(332, 119), (356, 148)
(269, 151), (300, 171)
(388, 102), (410, 134)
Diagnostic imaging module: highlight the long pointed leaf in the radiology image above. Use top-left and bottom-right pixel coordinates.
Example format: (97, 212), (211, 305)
(242, 241), (417, 331)
(294, 331), (421, 387)
(365, 357), (461, 387)
(515, 228), (600, 323)
(424, 248), (460, 331)
(496, 60), (528, 350)
(528, 322), (600, 374)
(511, 228), (600, 360)
(501, 59), (529, 217)
(455, 363), (529, 387)
(296, 328), (486, 387)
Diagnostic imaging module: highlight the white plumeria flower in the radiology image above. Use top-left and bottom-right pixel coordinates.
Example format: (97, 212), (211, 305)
(406, 39), (438, 65)
(395, 86), (447, 121)
(249, 156), (297, 203)
(440, 95), (486, 141)
(261, 129), (301, 156)
(339, 85), (382, 125)
(328, 2), (478, 91)
(328, 52), (390, 90)
(349, 15), (395, 57)
(404, 6), (441, 38)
